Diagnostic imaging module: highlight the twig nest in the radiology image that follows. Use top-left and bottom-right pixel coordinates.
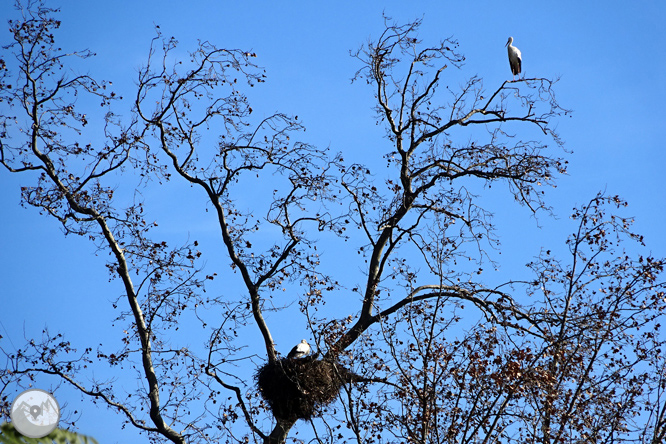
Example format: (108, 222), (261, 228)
(255, 355), (355, 421)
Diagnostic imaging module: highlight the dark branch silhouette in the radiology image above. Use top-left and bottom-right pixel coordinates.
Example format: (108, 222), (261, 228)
(1, 5), (664, 444)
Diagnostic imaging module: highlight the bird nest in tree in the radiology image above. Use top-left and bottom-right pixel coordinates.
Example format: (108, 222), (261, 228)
(255, 355), (356, 421)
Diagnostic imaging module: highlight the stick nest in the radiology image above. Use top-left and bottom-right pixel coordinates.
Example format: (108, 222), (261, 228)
(255, 355), (356, 421)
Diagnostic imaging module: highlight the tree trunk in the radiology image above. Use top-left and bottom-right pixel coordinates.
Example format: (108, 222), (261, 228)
(265, 418), (297, 444)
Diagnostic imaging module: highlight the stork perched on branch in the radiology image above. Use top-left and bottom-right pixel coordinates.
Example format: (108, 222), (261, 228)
(506, 36), (522, 80)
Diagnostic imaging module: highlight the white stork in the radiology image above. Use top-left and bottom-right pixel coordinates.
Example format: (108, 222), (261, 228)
(506, 37), (522, 80)
(287, 339), (311, 359)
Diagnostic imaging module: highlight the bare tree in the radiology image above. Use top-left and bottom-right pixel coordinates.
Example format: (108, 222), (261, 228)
(343, 194), (665, 444)
(1, 4), (664, 444)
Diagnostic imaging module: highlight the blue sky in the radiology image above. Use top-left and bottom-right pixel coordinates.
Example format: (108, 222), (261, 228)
(1, 1), (665, 442)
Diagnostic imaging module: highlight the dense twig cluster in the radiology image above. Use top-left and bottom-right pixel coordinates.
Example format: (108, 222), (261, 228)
(256, 356), (356, 421)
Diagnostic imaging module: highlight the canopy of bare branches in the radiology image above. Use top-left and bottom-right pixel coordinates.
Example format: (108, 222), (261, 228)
(1, 4), (664, 444)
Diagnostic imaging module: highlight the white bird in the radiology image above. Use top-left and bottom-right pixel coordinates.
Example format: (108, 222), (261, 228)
(506, 37), (522, 80)
(287, 339), (311, 359)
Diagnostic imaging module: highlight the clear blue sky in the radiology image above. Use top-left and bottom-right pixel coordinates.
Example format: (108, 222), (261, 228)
(1, 1), (665, 442)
